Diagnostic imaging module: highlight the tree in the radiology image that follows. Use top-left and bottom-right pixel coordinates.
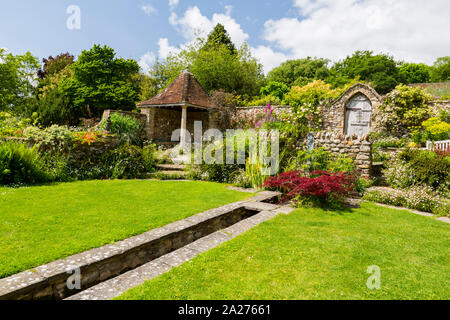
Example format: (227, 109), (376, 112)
(190, 42), (264, 96)
(153, 33), (264, 97)
(330, 51), (402, 94)
(260, 81), (289, 100)
(0, 49), (39, 112)
(267, 57), (331, 87)
(37, 53), (74, 79)
(430, 56), (450, 82)
(149, 58), (184, 93)
(138, 74), (159, 101)
(59, 44), (140, 117)
(202, 23), (237, 55)
(398, 63), (432, 84)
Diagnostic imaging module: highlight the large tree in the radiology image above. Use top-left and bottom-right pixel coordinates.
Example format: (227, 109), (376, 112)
(0, 49), (39, 112)
(266, 57), (331, 87)
(329, 50), (403, 94)
(398, 63), (432, 84)
(202, 23), (237, 55)
(430, 56), (450, 82)
(60, 44), (140, 117)
(151, 28), (264, 97)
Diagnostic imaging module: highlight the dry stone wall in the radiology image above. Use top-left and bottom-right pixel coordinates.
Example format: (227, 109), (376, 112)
(231, 106), (292, 128)
(313, 132), (372, 178)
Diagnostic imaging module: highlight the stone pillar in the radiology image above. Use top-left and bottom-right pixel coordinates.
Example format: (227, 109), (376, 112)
(140, 108), (155, 140)
(180, 105), (188, 147)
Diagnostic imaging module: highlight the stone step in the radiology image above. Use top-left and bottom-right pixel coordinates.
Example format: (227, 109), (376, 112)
(148, 171), (189, 180)
(155, 164), (187, 171)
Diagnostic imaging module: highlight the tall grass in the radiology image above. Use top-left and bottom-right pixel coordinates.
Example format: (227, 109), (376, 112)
(245, 157), (266, 189)
(0, 142), (48, 185)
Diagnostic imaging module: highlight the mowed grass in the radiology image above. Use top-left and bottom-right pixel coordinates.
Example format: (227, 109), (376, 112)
(118, 202), (450, 300)
(0, 180), (253, 278)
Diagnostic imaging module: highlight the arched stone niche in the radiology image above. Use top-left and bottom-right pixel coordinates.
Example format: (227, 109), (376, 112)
(344, 93), (372, 137)
(321, 83), (383, 137)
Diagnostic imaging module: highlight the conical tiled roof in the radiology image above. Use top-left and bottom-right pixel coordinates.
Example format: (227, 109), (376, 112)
(137, 71), (214, 109)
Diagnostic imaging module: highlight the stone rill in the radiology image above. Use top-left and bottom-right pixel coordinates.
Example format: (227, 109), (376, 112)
(0, 191), (283, 300)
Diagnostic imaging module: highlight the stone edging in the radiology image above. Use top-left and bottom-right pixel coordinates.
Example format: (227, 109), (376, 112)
(0, 191), (281, 300)
(373, 202), (450, 224)
(66, 204), (296, 300)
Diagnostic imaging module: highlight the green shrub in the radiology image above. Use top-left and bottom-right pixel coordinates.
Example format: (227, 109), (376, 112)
(286, 148), (355, 174)
(375, 85), (432, 137)
(99, 144), (155, 179)
(40, 151), (72, 182)
(199, 163), (241, 183)
(372, 136), (406, 148)
(284, 80), (342, 130)
(0, 142), (48, 185)
(384, 148), (449, 196)
(260, 81), (289, 101)
(23, 125), (74, 152)
(411, 117), (450, 144)
(0, 112), (32, 138)
(355, 177), (374, 193)
(41, 143), (157, 181)
(100, 113), (143, 145)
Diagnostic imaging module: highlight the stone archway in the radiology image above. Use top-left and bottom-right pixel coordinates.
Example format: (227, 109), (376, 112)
(344, 93), (372, 137)
(321, 83), (383, 137)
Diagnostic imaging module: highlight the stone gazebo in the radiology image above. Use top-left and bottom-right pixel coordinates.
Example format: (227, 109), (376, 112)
(137, 70), (217, 147)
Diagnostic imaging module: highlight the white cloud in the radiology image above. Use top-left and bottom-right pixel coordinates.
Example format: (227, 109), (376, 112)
(165, 6), (289, 73)
(138, 51), (156, 73)
(169, 6), (249, 47)
(264, 0), (450, 64)
(140, 4), (157, 16)
(158, 38), (181, 59)
(169, 0), (179, 10)
(251, 45), (290, 74)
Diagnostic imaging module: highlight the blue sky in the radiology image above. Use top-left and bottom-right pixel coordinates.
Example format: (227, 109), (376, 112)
(1, 0), (449, 74)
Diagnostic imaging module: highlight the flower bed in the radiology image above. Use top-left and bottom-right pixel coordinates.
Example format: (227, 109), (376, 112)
(363, 186), (449, 216)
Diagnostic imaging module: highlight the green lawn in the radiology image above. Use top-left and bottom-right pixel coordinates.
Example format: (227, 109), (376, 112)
(0, 180), (253, 278)
(118, 202), (450, 300)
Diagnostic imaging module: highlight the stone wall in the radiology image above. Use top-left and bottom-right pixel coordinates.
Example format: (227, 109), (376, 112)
(313, 132), (372, 178)
(2, 136), (120, 159)
(70, 136), (120, 160)
(231, 106), (292, 128)
(430, 100), (450, 116)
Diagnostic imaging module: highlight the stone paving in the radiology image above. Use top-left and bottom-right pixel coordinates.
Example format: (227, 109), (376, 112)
(66, 205), (295, 300)
(374, 202), (450, 224)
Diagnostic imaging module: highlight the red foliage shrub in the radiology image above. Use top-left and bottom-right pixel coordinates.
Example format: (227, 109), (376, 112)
(264, 170), (356, 207)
